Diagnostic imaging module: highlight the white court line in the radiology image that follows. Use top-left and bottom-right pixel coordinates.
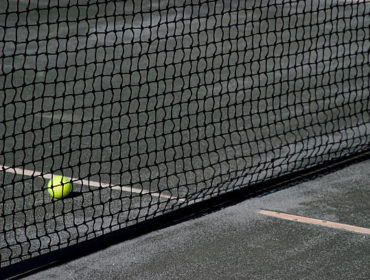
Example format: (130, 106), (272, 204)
(36, 112), (76, 123)
(1, 165), (185, 202)
(259, 209), (370, 235)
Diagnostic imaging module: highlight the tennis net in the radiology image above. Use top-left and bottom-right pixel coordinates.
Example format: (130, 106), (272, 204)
(1, 0), (369, 273)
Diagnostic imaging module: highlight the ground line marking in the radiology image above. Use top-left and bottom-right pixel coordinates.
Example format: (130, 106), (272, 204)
(1, 165), (185, 202)
(259, 209), (370, 235)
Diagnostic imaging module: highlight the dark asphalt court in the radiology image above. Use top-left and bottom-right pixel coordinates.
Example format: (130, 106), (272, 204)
(23, 154), (370, 279)
(0, 0), (369, 277)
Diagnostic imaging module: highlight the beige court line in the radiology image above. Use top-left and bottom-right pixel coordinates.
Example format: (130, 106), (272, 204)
(1, 165), (185, 202)
(259, 209), (370, 235)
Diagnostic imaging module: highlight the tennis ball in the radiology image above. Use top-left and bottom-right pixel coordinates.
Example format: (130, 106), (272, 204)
(48, 175), (72, 199)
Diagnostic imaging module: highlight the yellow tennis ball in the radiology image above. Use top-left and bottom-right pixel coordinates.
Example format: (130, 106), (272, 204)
(48, 176), (72, 199)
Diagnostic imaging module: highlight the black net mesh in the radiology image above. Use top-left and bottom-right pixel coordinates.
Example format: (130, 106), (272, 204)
(1, 0), (369, 270)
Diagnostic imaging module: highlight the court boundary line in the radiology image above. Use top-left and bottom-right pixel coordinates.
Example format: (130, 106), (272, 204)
(259, 209), (370, 235)
(0, 165), (184, 202)
(1, 150), (369, 279)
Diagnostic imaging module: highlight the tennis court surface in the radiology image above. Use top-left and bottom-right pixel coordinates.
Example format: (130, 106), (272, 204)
(23, 154), (370, 280)
(1, 0), (369, 277)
